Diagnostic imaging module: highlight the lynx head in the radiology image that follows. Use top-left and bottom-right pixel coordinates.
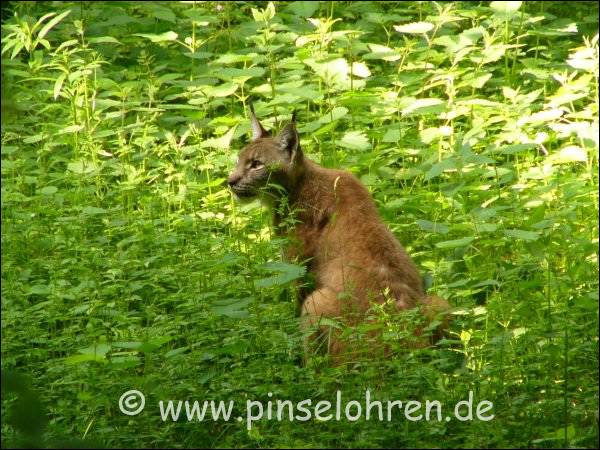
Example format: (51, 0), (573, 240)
(228, 104), (302, 199)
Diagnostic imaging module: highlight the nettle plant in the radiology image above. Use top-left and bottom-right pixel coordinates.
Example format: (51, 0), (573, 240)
(1, 1), (598, 448)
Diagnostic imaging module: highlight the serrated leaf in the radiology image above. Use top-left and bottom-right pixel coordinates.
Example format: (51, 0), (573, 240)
(319, 107), (348, 123)
(489, 143), (537, 155)
(134, 31), (178, 43)
(467, 73), (492, 89)
(305, 57), (352, 91)
(365, 43), (401, 61)
(435, 237), (475, 249)
(210, 298), (252, 319)
(490, 1), (522, 16)
(58, 124), (83, 134)
(87, 36), (122, 45)
(203, 82), (238, 98)
(67, 160), (97, 174)
(339, 131), (371, 151)
(255, 262), (306, 289)
(286, 1), (319, 17)
(394, 22), (434, 34)
(425, 158), (456, 181)
(351, 62), (371, 78)
(549, 146), (587, 164)
(383, 128), (401, 142)
(200, 125), (237, 150)
(39, 186), (58, 195)
(24, 134), (44, 144)
(503, 229), (540, 241)
(402, 98), (445, 116)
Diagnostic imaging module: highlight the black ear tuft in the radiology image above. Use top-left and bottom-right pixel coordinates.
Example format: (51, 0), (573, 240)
(278, 122), (299, 156)
(248, 101), (270, 140)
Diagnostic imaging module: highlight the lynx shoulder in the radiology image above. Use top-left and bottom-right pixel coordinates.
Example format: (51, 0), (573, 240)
(228, 106), (449, 363)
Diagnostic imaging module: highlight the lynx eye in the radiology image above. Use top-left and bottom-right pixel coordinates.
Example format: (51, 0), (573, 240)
(250, 159), (264, 170)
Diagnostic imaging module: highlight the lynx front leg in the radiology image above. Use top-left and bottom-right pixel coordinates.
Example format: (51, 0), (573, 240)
(300, 288), (344, 364)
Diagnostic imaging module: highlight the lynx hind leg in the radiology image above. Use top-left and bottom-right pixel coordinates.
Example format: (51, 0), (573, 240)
(419, 295), (451, 342)
(300, 288), (344, 363)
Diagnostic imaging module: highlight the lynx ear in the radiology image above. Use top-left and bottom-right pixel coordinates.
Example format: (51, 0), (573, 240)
(278, 118), (300, 159)
(248, 102), (270, 140)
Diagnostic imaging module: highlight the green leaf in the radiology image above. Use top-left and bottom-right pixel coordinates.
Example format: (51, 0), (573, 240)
(503, 229), (540, 241)
(24, 134), (45, 144)
(339, 131), (371, 151)
(134, 31), (178, 42)
(200, 125), (237, 150)
(210, 298), (252, 319)
(87, 36), (122, 45)
(382, 128), (401, 142)
(37, 10), (71, 40)
(489, 143), (537, 155)
(394, 22), (434, 34)
(402, 98), (445, 116)
(365, 43), (401, 61)
(304, 58), (360, 91)
(435, 237), (475, 249)
(351, 62), (371, 78)
(203, 82), (239, 98)
(39, 186), (58, 195)
(420, 126), (452, 144)
(416, 220), (450, 234)
(286, 1), (320, 17)
(57, 124), (83, 134)
(490, 1), (522, 17)
(25, 284), (51, 296)
(165, 347), (188, 358)
(425, 158), (456, 181)
(65, 344), (111, 364)
(319, 107), (348, 123)
(53, 73), (66, 100)
(255, 262), (306, 289)
(82, 206), (107, 215)
(67, 161), (97, 174)
(548, 146), (587, 164)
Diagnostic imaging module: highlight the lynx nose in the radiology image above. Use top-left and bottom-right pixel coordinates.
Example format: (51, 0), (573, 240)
(228, 174), (241, 187)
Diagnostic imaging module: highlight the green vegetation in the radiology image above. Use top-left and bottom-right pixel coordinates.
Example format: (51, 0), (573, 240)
(1, 1), (598, 448)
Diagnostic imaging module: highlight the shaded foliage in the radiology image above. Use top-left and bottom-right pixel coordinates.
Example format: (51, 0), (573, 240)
(1, 1), (598, 448)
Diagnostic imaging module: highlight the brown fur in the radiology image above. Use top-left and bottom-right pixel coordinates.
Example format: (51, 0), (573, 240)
(228, 108), (450, 364)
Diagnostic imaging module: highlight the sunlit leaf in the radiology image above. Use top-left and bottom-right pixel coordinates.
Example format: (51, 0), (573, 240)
(490, 1), (522, 17)
(200, 125), (237, 150)
(402, 98), (445, 116)
(394, 22), (434, 34)
(203, 82), (239, 97)
(134, 31), (178, 42)
(351, 62), (371, 78)
(53, 73), (66, 100)
(549, 146), (587, 164)
(37, 9), (71, 40)
(339, 130), (371, 151)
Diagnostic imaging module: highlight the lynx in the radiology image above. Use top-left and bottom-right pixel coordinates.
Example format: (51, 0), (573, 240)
(228, 105), (449, 364)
